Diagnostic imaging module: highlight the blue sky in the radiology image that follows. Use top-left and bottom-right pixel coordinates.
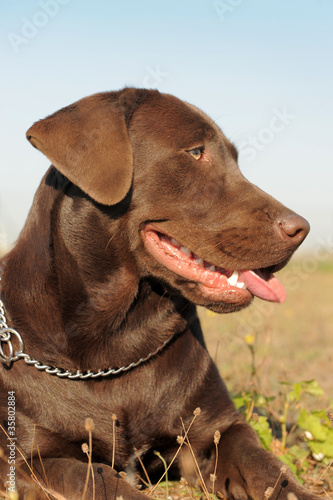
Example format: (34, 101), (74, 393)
(1, 0), (332, 252)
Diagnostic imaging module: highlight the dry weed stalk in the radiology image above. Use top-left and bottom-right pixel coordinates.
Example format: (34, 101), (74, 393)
(264, 465), (289, 499)
(29, 425), (50, 492)
(307, 410), (333, 496)
(274, 465), (288, 487)
(0, 424), (52, 499)
(179, 476), (194, 498)
(133, 445), (152, 488)
(264, 487), (274, 499)
(311, 459), (333, 494)
(81, 443), (90, 500)
(211, 430), (221, 496)
(0, 445), (31, 494)
(112, 413), (117, 470)
(48, 491), (69, 500)
(180, 416), (211, 499)
(6, 492), (19, 500)
(0, 486), (15, 499)
(147, 408), (201, 497)
(30, 424), (36, 473)
(36, 442), (50, 491)
(81, 418), (96, 500)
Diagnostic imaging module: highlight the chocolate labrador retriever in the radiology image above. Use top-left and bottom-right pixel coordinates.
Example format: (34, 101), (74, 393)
(0, 88), (318, 499)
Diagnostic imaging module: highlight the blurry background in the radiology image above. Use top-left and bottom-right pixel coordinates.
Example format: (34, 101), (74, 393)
(1, 0), (332, 254)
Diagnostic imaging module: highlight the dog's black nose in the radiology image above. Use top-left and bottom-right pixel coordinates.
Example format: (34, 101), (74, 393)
(277, 213), (310, 247)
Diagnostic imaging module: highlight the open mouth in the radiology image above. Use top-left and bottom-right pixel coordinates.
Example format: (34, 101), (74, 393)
(142, 226), (287, 304)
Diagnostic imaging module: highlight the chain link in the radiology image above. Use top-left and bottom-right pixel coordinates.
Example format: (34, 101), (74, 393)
(0, 276), (175, 379)
(0, 294), (25, 363)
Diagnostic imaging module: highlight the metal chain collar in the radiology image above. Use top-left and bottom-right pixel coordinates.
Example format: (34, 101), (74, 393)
(0, 276), (175, 380)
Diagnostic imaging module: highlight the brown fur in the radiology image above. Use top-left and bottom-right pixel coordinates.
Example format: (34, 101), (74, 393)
(0, 88), (317, 499)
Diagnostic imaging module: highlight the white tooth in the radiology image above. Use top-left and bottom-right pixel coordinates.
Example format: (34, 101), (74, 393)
(209, 265), (216, 272)
(194, 258), (204, 266)
(180, 246), (191, 257)
(227, 271), (239, 287)
(171, 238), (180, 247)
(236, 281), (246, 289)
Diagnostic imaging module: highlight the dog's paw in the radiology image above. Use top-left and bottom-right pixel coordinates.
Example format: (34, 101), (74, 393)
(210, 423), (321, 500)
(214, 462), (320, 500)
(214, 463), (249, 499)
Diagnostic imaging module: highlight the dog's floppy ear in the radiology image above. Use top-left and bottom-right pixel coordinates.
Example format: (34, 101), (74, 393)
(26, 92), (135, 205)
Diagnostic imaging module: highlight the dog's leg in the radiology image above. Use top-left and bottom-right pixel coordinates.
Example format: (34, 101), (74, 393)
(210, 422), (319, 500)
(16, 457), (146, 500)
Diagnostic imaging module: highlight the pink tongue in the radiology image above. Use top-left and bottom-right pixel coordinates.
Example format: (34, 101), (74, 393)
(238, 270), (286, 303)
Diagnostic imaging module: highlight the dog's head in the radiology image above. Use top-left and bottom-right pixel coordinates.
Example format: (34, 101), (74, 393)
(27, 88), (309, 313)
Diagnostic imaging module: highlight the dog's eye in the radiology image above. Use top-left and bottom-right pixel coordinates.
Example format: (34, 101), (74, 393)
(188, 148), (204, 160)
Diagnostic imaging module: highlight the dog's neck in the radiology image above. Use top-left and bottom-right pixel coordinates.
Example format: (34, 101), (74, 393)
(0, 175), (195, 372)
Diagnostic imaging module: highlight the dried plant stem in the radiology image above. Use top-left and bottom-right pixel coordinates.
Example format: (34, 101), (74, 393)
(136, 476), (149, 488)
(0, 424), (52, 499)
(0, 489), (12, 499)
(112, 414), (117, 470)
(81, 444), (95, 500)
(270, 465), (288, 496)
(180, 477), (195, 499)
(311, 459), (333, 493)
(180, 417), (210, 500)
(148, 409), (201, 497)
(82, 418), (95, 500)
(133, 445), (152, 488)
(37, 442), (50, 490)
(211, 431), (220, 497)
(49, 491), (69, 500)
(81, 446), (90, 500)
(31, 424), (36, 473)
(0, 446), (31, 486)
(89, 429), (96, 500)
